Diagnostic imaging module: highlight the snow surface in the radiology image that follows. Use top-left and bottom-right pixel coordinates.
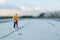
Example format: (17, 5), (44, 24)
(0, 19), (60, 40)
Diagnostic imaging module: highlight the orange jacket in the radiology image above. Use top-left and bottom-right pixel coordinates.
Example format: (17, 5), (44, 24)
(12, 14), (18, 20)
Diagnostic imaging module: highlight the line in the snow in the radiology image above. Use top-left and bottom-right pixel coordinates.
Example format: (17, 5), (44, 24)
(47, 21), (56, 27)
(0, 23), (30, 39)
(47, 21), (58, 36)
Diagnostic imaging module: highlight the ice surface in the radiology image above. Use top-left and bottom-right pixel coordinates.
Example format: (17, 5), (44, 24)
(0, 19), (60, 40)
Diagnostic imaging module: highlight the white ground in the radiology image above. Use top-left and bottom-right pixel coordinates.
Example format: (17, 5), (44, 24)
(0, 19), (60, 40)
